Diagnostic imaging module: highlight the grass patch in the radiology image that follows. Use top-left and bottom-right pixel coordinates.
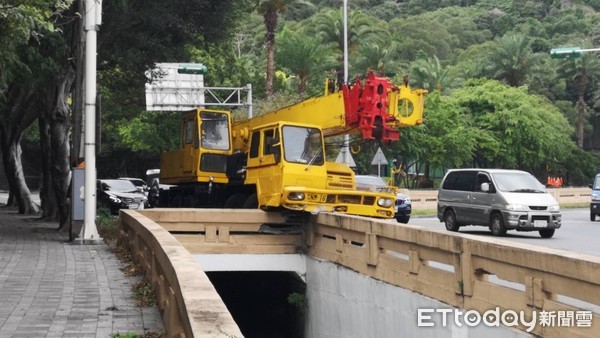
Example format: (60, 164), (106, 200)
(111, 332), (164, 338)
(133, 280), (157, 307)
(96, 207), (119, 243)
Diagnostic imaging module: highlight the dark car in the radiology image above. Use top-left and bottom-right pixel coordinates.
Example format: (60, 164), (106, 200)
(354, 175), (412, 223)
(97, 179), (148, 215)
(118, 177), (149, 195)
(394, 192), (412, 224)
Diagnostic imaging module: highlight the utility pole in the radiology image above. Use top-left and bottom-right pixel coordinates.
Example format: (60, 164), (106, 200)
(80, 0), (102, 243)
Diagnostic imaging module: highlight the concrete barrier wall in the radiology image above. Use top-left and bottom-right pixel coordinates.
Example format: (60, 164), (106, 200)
(305, 257), (527, 338)
(308, 212), (600, 337)
(405, 187), (591, 210)
(118, 210), (244, 338)
(119, 208), (600, 337)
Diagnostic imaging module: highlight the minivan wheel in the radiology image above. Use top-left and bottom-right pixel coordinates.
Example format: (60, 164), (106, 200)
(490, 213), (507, 236)
(443, 210), (460, 232)
(539, 229), (555, 238)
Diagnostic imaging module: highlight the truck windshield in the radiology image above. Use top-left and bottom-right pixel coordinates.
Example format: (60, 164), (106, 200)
(200, 112), (230, 151)
(282, 126), (324, 165)
(491, 172), (546, 193)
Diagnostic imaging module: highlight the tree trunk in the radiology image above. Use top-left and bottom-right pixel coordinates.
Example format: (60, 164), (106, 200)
(298, 74), (308, 95)
(263, 8), (278, 98)
(40, 68), (76, 230)
(0, 133), (40, 215)
(39, 114), (58, 220)
(0, 83), (40, 214)
(576, 74), (587, 148)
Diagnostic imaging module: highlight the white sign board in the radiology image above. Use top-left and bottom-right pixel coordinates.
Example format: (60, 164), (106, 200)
(145, 63), (205, 111)
(335, 148), (356, 167)
(371, 147), (388, 165)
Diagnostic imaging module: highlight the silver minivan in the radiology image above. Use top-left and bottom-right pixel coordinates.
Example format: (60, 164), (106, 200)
(437, 169), (561, 238)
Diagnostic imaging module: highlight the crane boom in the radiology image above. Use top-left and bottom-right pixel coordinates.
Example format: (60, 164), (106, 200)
(232, 71), (426, 151)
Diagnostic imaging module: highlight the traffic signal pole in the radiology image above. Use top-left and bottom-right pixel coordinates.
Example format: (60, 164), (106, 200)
(550, 47), (600, 59)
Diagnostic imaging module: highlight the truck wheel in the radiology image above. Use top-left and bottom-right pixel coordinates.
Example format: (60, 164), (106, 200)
(224, 193), (247, 208)
(443, 210), (460, 232)
(490, 213), (507, 237)
(539, 229), (555, 238)
(591, 213), (596, 222)
(243, 194), (258, 209)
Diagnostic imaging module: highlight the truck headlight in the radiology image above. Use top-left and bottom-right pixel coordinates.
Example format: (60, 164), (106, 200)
(377, 198), (393, 207)
(288, 192), (305, 201)
(506, 204), (528, 211)
(109, 196), (122, 203)
(592, 193), (600, 201)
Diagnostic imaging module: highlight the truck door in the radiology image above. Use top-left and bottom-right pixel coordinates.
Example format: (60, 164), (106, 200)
(246, 128), (282, 207)
(182, 117), (198, 174)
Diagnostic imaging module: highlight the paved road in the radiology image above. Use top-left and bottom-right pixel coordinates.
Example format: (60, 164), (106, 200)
(0, 206), (164, 337)
(406, 208), (600, 256)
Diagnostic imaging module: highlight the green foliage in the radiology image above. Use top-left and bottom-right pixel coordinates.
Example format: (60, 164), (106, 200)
(451, 79), (575, 177)
(287, 292), (308, 312)
(276, 25), (336, 93)
(110, 333), (139, 338)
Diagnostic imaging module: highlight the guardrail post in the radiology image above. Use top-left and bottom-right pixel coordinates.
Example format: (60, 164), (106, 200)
(366, 233), (379, 266)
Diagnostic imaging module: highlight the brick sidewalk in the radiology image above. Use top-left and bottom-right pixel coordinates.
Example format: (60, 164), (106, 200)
(0, 207), (164, 338)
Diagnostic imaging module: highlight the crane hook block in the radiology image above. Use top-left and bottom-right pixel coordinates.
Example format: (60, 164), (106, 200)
(342, 71), (427, 142)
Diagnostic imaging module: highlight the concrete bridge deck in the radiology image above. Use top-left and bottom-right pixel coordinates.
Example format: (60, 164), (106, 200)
(118, 208), (600, 338)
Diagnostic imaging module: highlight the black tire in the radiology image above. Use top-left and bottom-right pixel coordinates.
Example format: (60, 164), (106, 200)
(591, 213), (596, 222)
(396, 216), (410, 224)
(224, 193), (247, 208)
(148, 181), (160, 208)
(539, 229), (555, 238)
(243, 193), (258, 209)
(443, 210), (460, 232)
(490, 213), (507, 236)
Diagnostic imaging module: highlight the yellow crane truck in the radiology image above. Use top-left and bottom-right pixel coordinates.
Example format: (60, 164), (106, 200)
(155, 72), (426, 219)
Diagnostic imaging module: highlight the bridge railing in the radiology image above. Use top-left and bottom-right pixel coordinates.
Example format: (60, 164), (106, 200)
(405, 187), (591, 210)
(118, 210), (245, 338)
(119, 208), (599, 337)
(309, 212), (600, 337)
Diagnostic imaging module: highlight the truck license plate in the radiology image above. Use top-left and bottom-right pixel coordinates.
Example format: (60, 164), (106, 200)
(533, 220), (547, 228)
(128, 203), (139, 209)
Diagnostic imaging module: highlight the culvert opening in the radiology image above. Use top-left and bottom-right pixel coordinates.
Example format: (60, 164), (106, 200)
(207, 271), (306, 338)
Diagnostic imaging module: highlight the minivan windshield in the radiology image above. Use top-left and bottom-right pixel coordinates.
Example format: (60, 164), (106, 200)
(593, 177), (600, 190)
(491, 172), (546, 193)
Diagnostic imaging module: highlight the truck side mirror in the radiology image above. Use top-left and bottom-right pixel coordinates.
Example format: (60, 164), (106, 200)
(270, 137), (281, 163)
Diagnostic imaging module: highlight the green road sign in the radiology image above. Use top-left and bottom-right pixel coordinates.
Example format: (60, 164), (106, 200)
(550, 47), (583, 59)
(178, 63), (208, 74)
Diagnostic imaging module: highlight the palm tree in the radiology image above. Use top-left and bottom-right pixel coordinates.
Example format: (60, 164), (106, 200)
(354, 41), (398, 76)
(486, 33), (539, 87)
(310, 8), (387, 72)
(276, 26), (335, 94)
(409, 52), (450, 93)
(557, 45), (600, 148)
(255, 0), (290, 98)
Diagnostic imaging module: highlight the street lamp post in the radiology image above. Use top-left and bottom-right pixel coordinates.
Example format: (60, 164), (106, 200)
(81, 0), (102, 242)
(342, 0), (350, 166)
